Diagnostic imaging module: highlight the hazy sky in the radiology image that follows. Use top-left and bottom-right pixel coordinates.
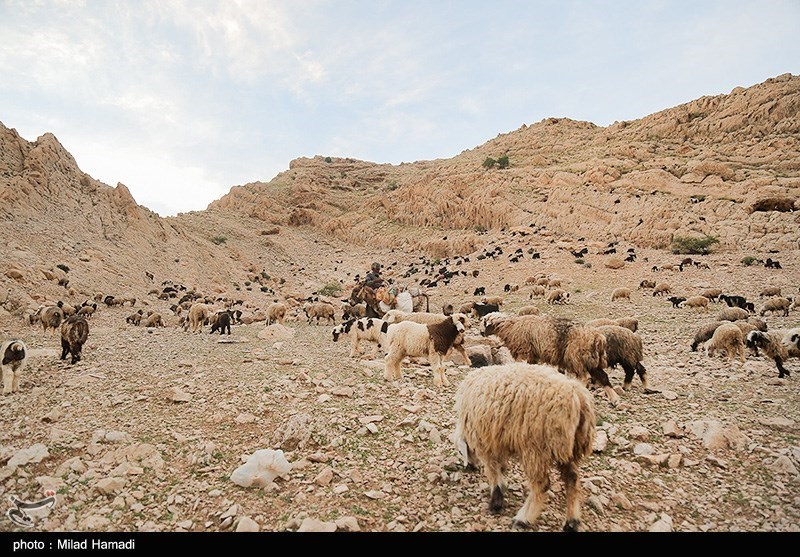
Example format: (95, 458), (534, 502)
(2, 1), (798, 216)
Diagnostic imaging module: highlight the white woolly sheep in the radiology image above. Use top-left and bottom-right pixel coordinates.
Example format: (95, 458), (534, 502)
(652, 283), (672, 296)
(332, 317), (388, 358)
(481, 295), (504, 307)
(547, 278), (562, 289)
(679, 295), (710, 312)
(782, 328), (800, 359)
(384, 314), (466, 387)
(517, 305), (540, 316)
(760, 297), (792, 317)
(304, 301), (336, 325)
(187, 303), (210, 333)
(1, 339), (28, 395)
(585, 317), (638, 333)
(480, 313), (617, 404)
(594, 325), (648, 390)
(745, 331), (792, 378)
(454, 362), (595, 531)
(717, 307), (750, 322)
(384, 310), (471, 365)
(704, 322), (745, 362)
(545, 289), (570, 305)
(611, 288), (631, 302)
(77, 303), (98, 318)
(266, 302), (288, 325)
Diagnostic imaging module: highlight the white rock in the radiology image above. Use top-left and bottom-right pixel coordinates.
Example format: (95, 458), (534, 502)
(297, 518), (337, 532)
(662, 420), (684, 438)
(8, 444), (49, 467)
(366, 423), (379, 434)
(628, 426), (649, 440)
(258, 324), (295, 341)
(235, 516), (260, 532)
(661, 390), (678, 401)
(768, 455), (798, 475)
(234, 413), (257, 424)
(314, 467), (334, 486)
(335, 516), (360, 532)
(95, 477), (126, 495)
(633, 443), (655, 456)
(364, 490), (385, 500)
(332, 484), (349, 495)
(104, 431), (132, 443)
(230, 449), (292, 488)
(429, 428), (442, 444)
(649, 513), (673, 532)
(167, 387), (192, 403)
(593, 430), (608, 453)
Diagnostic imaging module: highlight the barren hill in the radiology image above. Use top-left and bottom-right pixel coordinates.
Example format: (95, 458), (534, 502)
(212, 72), (800, 256)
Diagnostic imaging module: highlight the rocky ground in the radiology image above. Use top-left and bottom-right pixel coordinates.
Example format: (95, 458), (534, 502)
(0, 237), (798, 534)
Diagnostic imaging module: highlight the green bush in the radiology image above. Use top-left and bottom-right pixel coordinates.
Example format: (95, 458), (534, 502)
(56, 263), (70, 273)
(741, 256), (757, 266)
(211, 236), (227, 245)
(482, 157), (496, 169)
(671, 234), (719, 254)
(497, 155), (510, 169)
(324, 156), (332, 163)
(574, 258), (584, 265)
(260, 286), (270, 292)
(318, 282), (342, 297)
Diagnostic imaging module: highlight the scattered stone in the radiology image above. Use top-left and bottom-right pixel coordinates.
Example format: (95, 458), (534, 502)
(706, 455), (727, 469)
(649, 513), (673, 532)
(429, 428), (442, 444)
(636, 454), (670, 467)
(335, 516), (360, 532)
(359, 415), (385, 424)
(8, 444), (49, 468)
(236, 517), (260, 532)
(297, 518), (337, 532)
(667, 454), (683, 468)
(364, 490), (385, 500)
(167, 387), (192, 403)
(258, 325), (295, 341)
(314, 467), (334, 486)
(332, 386), (354, 397)
(593, 430), (608, 453)
(230, 449), (292, 488)
(688, 420), (749, 451)
(307, 453), (330, 463)
(758, 417), (796, 431)
(628, 426), (649, 440)
(661, 390), (678, 401)
(366, 423), (379, 434)
(633, 443), (655, 456)
(586, 495), (605, 515)
(662, 420), (684, 438)
(41, 408), (62, 423)
(273, 413), (313, 451)
(104, 431), (132, 444)
(768, 455), (798, 475)
(611, 492), (633, 510)
(234, 413), (257, 424)
(332, 484), (348, 495)
(95, 477), (126, 495)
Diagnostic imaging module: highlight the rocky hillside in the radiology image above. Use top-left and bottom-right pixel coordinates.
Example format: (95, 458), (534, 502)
(212, 73), (800, 256)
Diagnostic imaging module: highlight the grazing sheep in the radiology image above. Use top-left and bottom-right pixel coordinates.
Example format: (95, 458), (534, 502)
(1, 340), (28, 395)
(652, 283), (672, 296)
(266, 302), (288, 325)
(481, 295), (504, 307)
(781, 328), (800, 358)
(690, 321), (726, 352)
(547, 279), (562, 289)
(60, 316), (89, 364)
(458, 301), (475, 314)
(717, 307), (750, 322)
(383, 310), (471, 364)
(528, 285), (546, 299)
(746, 331), (794, 378)
(143, 313), (164, 328)
(638, 280), (656, 290)
(454, 363), (595, 531)
(524, 276), (539, 285)
(700, 288), (723, 301)
(680, 296), (710, 312)
(442, 303), (454, 316)
(517, 305), (540, 316)
(342, 302), (367, 321)
(58, 301), (76, 316)
(187, 303), (210, 333)
(759, 287), (782, 298)
(473, 287), (486, 296)
(611, 288), (631, 302)
(41, 305), (64, 333)
(667, 296), (686, 308)
(760, 297), (792, 317)
(77, 303), (98, 318)
(210, 310), (233, 335)
(304, 301), (336, 325)
(546, 289), (570, 305)
(614, 317), (639, 333)
(471, 303), (500, 318)
(384, 314), (466, 387)
(332, 317), (388, 358)
(594, 325), (648, 390)
(125, 310), (143, 326)
(480, 313), (617, 404)
(705, 322), (745, 362)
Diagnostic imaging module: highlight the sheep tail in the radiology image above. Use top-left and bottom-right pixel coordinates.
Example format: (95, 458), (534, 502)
(572, 388), (596, 462)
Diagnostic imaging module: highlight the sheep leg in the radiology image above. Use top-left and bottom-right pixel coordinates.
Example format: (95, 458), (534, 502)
(384, 352), (403, 381)
(622, 363), (636, 391)
(430, 352), (449, 387)
(483, 459), (507, 514)
(589, 368), (619, 405)
(635, 363), (649, 389)
(513, 459), (549, 528)
(2, 370), (12, 395)
(776, 358), (789, 379)
(349, 337), (360, 358)
(60, 339), (70, 361)
(12, 371), (20, 393)
(559, 462), (583, 532)
(454, 343), (470, 367)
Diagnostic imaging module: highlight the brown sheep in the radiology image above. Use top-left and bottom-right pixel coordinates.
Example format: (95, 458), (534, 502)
(41, 305), (64, 333)
(652, 283), (672, 296)
(611, 288), (631, 302)
(759, 286), (782, 298)
(187, 303), (210, 332)
(517, 305), (540, 316)
(480, 313), (617, 404)
(61, 315), (89, 364)
(705, 323), (745, 362)
(700, 288), (723, 301)
(546, 289), (570, 305)
(143, 313), (165, 328)
(680, 295), (710, 312)
(760, 297), (792, 317)
(266, 302), (288, 325)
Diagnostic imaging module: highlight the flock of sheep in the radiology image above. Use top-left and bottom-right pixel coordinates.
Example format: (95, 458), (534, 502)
(3, 251), (799, 532)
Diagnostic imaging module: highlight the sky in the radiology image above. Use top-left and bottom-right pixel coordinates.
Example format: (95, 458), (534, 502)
(1, 1), (799, 216)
